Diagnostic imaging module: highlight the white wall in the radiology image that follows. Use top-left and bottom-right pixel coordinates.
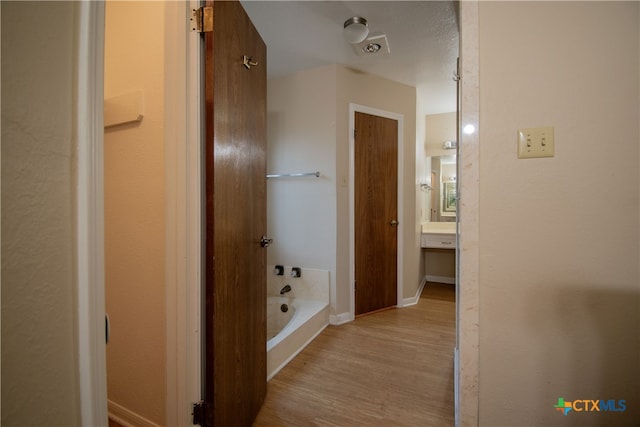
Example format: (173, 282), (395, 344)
(336, 66), (419, 308)
(104, 1), (166, 424)
(416, 94), (430, 226)
(416, 94), (429, 279)
(478, 2), (639, 425)
(266, 65), (337, 285)
(425, 112), (457, 157)
(1, 2), (80, 425)
(268, 64), (420, 318)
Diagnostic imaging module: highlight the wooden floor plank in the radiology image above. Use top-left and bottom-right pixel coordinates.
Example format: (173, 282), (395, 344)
(253, 283), (456, 426)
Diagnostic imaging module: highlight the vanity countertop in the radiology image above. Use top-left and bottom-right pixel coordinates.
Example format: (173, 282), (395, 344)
(421, 222), (456, 249)
(421, 222), (457, 235)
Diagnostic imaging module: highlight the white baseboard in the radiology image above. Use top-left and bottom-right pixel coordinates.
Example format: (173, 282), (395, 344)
(108, 400), (160, 427)
(332, 273), (444, 320)
(425, 274), (456, 285)
(329, 312), (353, 325)
(401, 276), (428, 307)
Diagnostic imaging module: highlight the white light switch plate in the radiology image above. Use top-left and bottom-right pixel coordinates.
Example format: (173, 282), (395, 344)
(517, 126), (555, 159)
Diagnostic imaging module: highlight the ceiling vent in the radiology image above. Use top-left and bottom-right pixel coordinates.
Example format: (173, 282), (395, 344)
(352, 34), (390, 57)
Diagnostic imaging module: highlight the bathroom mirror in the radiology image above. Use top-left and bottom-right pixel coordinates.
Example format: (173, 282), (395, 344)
(426, 154), (456, 222)
(443, 182), (457, 213)
(424, 111), (457, 222)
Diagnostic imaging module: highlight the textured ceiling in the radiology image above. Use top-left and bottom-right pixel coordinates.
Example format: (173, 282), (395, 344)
(241, 1), (460, 114)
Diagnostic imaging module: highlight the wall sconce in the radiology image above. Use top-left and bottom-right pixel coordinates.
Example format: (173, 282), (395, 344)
(443, 140), (457, 150)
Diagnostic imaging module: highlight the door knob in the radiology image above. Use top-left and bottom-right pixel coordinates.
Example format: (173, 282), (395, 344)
(390, 220), (399, 227)
(260, 236), (273, 247)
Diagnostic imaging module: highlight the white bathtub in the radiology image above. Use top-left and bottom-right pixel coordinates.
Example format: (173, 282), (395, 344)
(266, 296), (328, 380)
(267, 296), (295, 339)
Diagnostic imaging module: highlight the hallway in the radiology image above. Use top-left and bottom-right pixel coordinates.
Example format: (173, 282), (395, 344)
(253, 283), (456, 426)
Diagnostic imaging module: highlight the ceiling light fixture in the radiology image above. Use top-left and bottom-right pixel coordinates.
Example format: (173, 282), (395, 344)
(463, 124), (476, 135)
(343, 16), (369, 44)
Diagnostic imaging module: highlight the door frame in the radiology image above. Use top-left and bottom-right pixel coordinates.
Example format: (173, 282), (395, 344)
(75, 1), (202, 425)
(164, 1), (203, 425)
(76, 2), (481, 426)
(75, 2), (107, 424)
(348, 103), (404, 319)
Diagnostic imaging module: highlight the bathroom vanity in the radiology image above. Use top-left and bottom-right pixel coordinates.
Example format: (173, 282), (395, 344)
(421, 222), (456, 284)
(421, 221), (456, 249)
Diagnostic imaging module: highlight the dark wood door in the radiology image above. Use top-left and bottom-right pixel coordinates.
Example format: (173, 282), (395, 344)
(354, 112), (398, 316)
(204, 1), (267, 425)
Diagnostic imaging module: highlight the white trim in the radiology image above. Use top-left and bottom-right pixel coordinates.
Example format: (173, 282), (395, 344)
(401, 276), (428, 307)
(108, 400), (161, 427)
(185, 0), (204, 421)
(329, 312), (354, 325)
(348, 103), (404, 319)
(426, 275), (456, 285)
(75, 2), (108, 425)
(165, 2), (202, 425)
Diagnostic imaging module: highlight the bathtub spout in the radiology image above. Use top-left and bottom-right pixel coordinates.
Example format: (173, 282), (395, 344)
(279, 284), (292, 295)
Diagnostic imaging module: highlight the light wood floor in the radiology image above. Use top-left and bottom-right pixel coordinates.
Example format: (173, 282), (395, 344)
(253, 282), (456, 427)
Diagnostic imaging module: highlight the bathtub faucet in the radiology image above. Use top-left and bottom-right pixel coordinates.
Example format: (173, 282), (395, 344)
(279, 284), (292, 295)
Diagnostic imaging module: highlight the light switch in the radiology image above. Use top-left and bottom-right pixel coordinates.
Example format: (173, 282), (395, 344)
(517, 126), (554, 159)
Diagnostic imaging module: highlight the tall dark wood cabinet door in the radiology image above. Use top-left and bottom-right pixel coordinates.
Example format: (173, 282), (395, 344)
(203, 1), (267, 425)
(354, 112), (398, 316)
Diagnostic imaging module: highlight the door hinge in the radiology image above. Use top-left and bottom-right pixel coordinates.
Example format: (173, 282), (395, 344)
(192, 401), (205, 426)
(190, 7), (213, 33)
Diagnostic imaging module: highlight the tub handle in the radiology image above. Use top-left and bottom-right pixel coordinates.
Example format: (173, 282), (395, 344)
(260, 236), (273, 248)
